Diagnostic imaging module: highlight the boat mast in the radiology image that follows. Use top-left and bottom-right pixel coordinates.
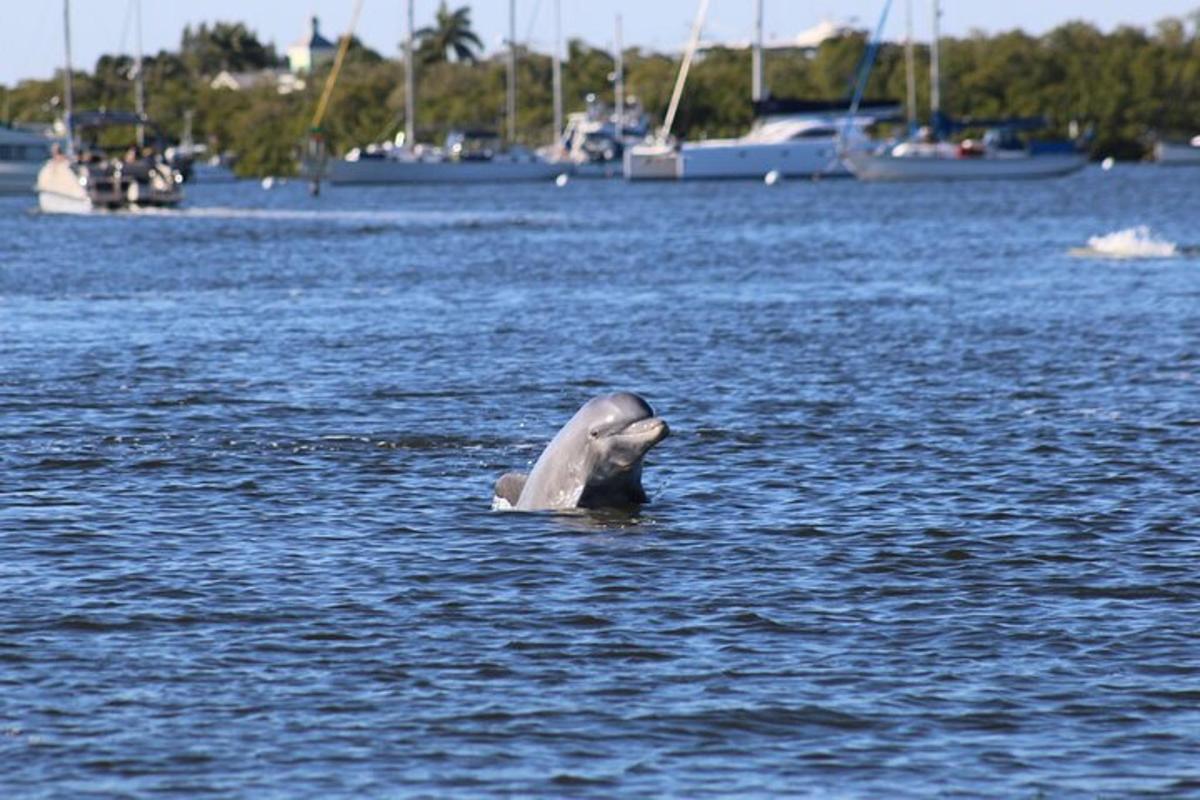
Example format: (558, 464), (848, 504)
(660, 0), (710, 142)
(751, 0), (763, 102)
(929, 0), (941, 133)
(904, 0), (916, 133)
(134, 0), (145, 147)
(507, 0), (517, 144)
(552, 0), (562, 147)
(614, 15), (624, 139)
(404, 0), (415, 147)
(62, 0), (75, 156)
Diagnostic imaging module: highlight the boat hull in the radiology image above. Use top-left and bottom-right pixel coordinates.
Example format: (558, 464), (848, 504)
(329, 158), (562, 184)
(35, 158), (182, 214)
(680, 139), (849, 179)
(623, 146), (680, 180)
(844, 151), (1087, 181)
(0, 162), (40, 195)
(1154, 141), (1200, 166)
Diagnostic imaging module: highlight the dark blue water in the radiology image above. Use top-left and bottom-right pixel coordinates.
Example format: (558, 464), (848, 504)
(2, 167), (1198, 797)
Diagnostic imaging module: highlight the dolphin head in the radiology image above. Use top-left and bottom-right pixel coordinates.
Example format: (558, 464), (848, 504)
(512, 391), (670, 511)
(577, 392), (670, 488)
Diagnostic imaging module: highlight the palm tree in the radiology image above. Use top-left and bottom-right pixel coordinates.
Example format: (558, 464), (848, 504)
(415, 3), (484, 65)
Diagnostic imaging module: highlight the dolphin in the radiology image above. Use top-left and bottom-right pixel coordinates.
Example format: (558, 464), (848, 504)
(493, 392), (670, 512)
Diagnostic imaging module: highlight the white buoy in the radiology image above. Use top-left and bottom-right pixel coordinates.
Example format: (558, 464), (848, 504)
(1101, 157), (1115, 171)
(555, 173), (570, 187)
(261, 176), (276, 190)
(764, 169), (781, 186)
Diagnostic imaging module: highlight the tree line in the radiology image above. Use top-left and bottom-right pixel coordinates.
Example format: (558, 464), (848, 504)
(2, 8), (1198, 176)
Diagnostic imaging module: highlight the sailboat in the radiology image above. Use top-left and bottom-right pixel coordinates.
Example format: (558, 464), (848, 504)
(842, 0), (1087, 181)
(329, 0), (559, 185)
(623, 0), (709, 180)
(36, 0), (183, 213)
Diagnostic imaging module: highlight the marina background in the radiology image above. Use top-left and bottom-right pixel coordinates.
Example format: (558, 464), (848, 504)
(3, 4), (1200, 175)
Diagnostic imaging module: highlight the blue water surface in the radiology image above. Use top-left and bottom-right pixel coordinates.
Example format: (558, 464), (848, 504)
(2, 166), (1199, 797)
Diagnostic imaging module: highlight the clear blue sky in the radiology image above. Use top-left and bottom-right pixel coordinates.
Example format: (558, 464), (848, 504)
(2, 1), (1192, 87)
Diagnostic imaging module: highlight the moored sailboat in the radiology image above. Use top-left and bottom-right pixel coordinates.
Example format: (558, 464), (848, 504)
(843, 0), (1087, 182)
(329, 0), (559, 185)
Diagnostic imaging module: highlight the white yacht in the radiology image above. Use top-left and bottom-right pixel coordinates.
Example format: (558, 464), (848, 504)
(37, 111), (184, 214)
(0, 125), (55, 194)
(680, 98), (900, 180)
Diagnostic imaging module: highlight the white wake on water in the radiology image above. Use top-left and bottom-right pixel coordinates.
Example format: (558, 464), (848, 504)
(1073, 226), (1179, 259)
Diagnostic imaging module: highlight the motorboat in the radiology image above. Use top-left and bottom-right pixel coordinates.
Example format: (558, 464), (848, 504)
(680, 98), (900, 180)
(548, 95), (650, 178)
(1154, 135), (1200, 166)
(36, 110), (184, 213)
(330, 130), (561, 184)
(844, 126), (1087, 181)
(0, 124), (56, 195)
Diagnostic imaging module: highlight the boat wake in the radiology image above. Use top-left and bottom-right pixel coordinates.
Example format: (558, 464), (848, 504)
(1070, 226), (1181, 259)
(157, 206), (566, 227)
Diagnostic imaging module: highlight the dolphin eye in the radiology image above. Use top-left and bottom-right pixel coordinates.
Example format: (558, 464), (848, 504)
(589, 429), (600, 439)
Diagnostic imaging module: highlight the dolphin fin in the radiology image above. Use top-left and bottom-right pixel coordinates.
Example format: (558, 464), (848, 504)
(492, 472), (528, 510)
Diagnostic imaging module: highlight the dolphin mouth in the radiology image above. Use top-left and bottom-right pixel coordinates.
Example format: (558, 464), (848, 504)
(617, 416), (670, 445)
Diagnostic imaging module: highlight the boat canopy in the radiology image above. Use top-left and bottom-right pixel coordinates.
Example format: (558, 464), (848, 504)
(752, 97), (902, 119)
(69, 110), (170, 146)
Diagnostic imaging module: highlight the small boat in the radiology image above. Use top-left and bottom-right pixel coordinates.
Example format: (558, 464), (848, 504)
(331, 130), (561, 184)
(0, 124), (56, 195)
(1154, 136), (1200, 166)
(548, 95), (650, 179)
(36, 111), (184, 213)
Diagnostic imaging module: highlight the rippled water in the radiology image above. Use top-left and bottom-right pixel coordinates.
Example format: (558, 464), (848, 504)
(2, 167), (1199, 797)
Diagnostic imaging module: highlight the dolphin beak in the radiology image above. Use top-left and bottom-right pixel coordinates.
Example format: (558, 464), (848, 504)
(623, 416), (670, 446)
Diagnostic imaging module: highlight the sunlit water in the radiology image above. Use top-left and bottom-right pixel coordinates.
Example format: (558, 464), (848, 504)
(2, 166), (1199, 797)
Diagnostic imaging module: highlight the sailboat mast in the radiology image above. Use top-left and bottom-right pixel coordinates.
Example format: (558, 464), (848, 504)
(904, 0), (916, 132)
(507, 0), (517, 143)
(552, 0), (562, 146)
(614, 14), (624, 138)
(661, 0), (709, 142)
(929, 0), (941, 130)
(751, 0), (763, 102)
(404, 0), (415, 147)
(62, 0), (75, 156)
(135, 0), (145, 147)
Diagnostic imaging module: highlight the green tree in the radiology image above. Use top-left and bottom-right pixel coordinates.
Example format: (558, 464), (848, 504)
(415, 3), (484, 65)
(180, 22), (278, 76)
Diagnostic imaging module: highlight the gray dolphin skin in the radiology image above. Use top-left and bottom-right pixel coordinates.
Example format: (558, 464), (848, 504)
(493, 392), (670, 512)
